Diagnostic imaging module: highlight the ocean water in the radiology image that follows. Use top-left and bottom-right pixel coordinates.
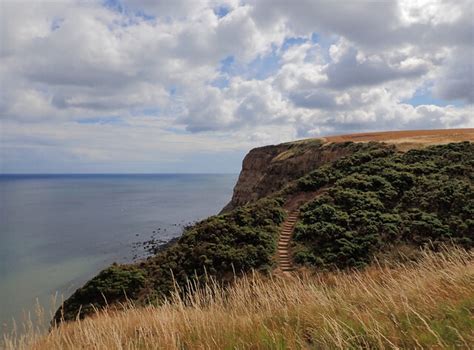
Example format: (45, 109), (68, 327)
(0, 174), (237, 328)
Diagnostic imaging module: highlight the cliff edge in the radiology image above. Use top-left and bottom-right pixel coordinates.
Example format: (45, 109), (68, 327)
(53, 128), (473, 324)
(222, 128), (474, 212)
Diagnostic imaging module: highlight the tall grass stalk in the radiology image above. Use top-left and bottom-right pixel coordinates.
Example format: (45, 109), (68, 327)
(3, 247), (473, 349)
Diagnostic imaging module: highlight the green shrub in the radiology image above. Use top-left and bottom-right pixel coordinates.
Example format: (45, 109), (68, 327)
(57, 142), (473, 322)
(54, 264), (146, 323)
(293, 142), (474, 269)
(58, 198), (286, 321)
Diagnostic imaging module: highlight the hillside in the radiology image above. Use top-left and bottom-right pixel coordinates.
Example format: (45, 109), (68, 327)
(48, 129), (473, 325)
(4, 249), (473, 349)
(223, 128), (474, 211)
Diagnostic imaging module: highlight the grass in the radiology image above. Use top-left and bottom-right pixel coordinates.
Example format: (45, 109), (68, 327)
(3, 247), (473, 349)
(51, 142), (473, 322)
(55, 197), (286, 322)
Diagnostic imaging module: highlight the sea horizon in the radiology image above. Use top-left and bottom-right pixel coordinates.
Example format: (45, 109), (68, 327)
(0, 172), (238, 176)
(0, 173), (237, 327)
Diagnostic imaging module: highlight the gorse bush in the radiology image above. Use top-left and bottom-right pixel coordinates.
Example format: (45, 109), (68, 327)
(55, 265), (147, 322)
(144, 197), (285, 296)
(297, 142), (396, 191)
(294, 142), (474, 268)
(55, 141), (473, 323)
(56, 198), (286, 322)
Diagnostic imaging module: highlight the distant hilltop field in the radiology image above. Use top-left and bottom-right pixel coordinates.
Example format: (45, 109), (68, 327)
(222, 128), (474, 212)
(322, 128), (474, 151)
(5, 128), (473, 349)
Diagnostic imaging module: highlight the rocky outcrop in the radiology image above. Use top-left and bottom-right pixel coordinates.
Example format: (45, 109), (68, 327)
(221, 129), (474, 212)
(221, 139), (356, 212)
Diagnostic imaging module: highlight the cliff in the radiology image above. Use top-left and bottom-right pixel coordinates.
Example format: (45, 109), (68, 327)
(221, 140), (355, 212)
(222, 128), (474, 212)
(53, 129), (474, 324)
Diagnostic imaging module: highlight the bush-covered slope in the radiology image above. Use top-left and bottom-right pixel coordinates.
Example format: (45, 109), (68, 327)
(55, 198), (286, 322)
(294, 141), (473, 268)
(55, 141), (473, 323)
(141, 197), (285, 302)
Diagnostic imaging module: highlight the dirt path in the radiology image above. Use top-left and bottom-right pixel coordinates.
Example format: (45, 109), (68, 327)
(278, 191), (324, 272)
(277, 210), (299, 272)
(274, 129), (474, 272)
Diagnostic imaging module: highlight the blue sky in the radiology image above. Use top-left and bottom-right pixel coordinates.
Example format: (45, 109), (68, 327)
(0, 0), (472, 173)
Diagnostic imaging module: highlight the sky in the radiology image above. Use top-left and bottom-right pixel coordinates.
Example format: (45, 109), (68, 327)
(0, 0), (473, 173)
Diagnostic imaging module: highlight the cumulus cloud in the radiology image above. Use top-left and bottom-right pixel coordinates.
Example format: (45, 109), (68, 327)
(432, 48), (474, 103)
(324, 48), (430, 89)
(0, 0), (472, 172)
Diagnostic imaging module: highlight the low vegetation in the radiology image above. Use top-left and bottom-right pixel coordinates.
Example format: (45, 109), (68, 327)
(54, 142), (473, 323)
(55, 198), (286, 322)
(4, 248), (473, 349)
(294, 142), (473, 268)
(2, 140), (473, 348)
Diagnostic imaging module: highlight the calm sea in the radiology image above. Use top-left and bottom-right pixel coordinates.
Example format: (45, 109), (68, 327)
(0, 174), (237, 328)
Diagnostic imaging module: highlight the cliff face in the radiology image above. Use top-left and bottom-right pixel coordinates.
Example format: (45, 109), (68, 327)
(221, 139), (355, 212)
(53, 130), (473, 324)
(222, 129), (474, 212)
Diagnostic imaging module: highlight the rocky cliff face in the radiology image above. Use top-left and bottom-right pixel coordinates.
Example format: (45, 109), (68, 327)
(221, 139), (356, 212)
(222, 129), (474, 212)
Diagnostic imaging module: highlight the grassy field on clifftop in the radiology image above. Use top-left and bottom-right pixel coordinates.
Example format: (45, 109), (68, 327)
(4, 248), (473, 349)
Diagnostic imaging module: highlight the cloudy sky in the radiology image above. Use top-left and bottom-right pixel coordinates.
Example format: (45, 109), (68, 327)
(0, 0), (473, 173)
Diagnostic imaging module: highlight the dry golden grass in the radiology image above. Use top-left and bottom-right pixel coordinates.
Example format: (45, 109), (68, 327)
(323, 128), (474, 143)
(322, 128), (474, 151)
(3, 248), (473, 349)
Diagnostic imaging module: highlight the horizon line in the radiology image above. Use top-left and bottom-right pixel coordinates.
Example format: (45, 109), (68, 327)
(0, 172), (239, 176)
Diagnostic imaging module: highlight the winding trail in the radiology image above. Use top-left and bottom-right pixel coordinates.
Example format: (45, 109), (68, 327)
(277, 210), (299, 272)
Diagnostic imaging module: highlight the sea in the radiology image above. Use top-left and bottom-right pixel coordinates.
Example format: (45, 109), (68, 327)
(0, 174), (237, 329)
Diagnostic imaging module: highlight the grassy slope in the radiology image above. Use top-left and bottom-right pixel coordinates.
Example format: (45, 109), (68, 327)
(4, 248), (473, 349)
(55, 198), (286, 322)
(54, 141), (473, 323)
(3, 140), (473, 348)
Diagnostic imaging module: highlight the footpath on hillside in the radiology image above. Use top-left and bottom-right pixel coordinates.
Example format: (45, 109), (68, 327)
(277, 209), (299, 272)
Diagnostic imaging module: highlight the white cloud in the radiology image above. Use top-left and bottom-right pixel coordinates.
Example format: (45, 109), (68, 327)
(432, 47), (474, 103)
(0, 0), (472, 172)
